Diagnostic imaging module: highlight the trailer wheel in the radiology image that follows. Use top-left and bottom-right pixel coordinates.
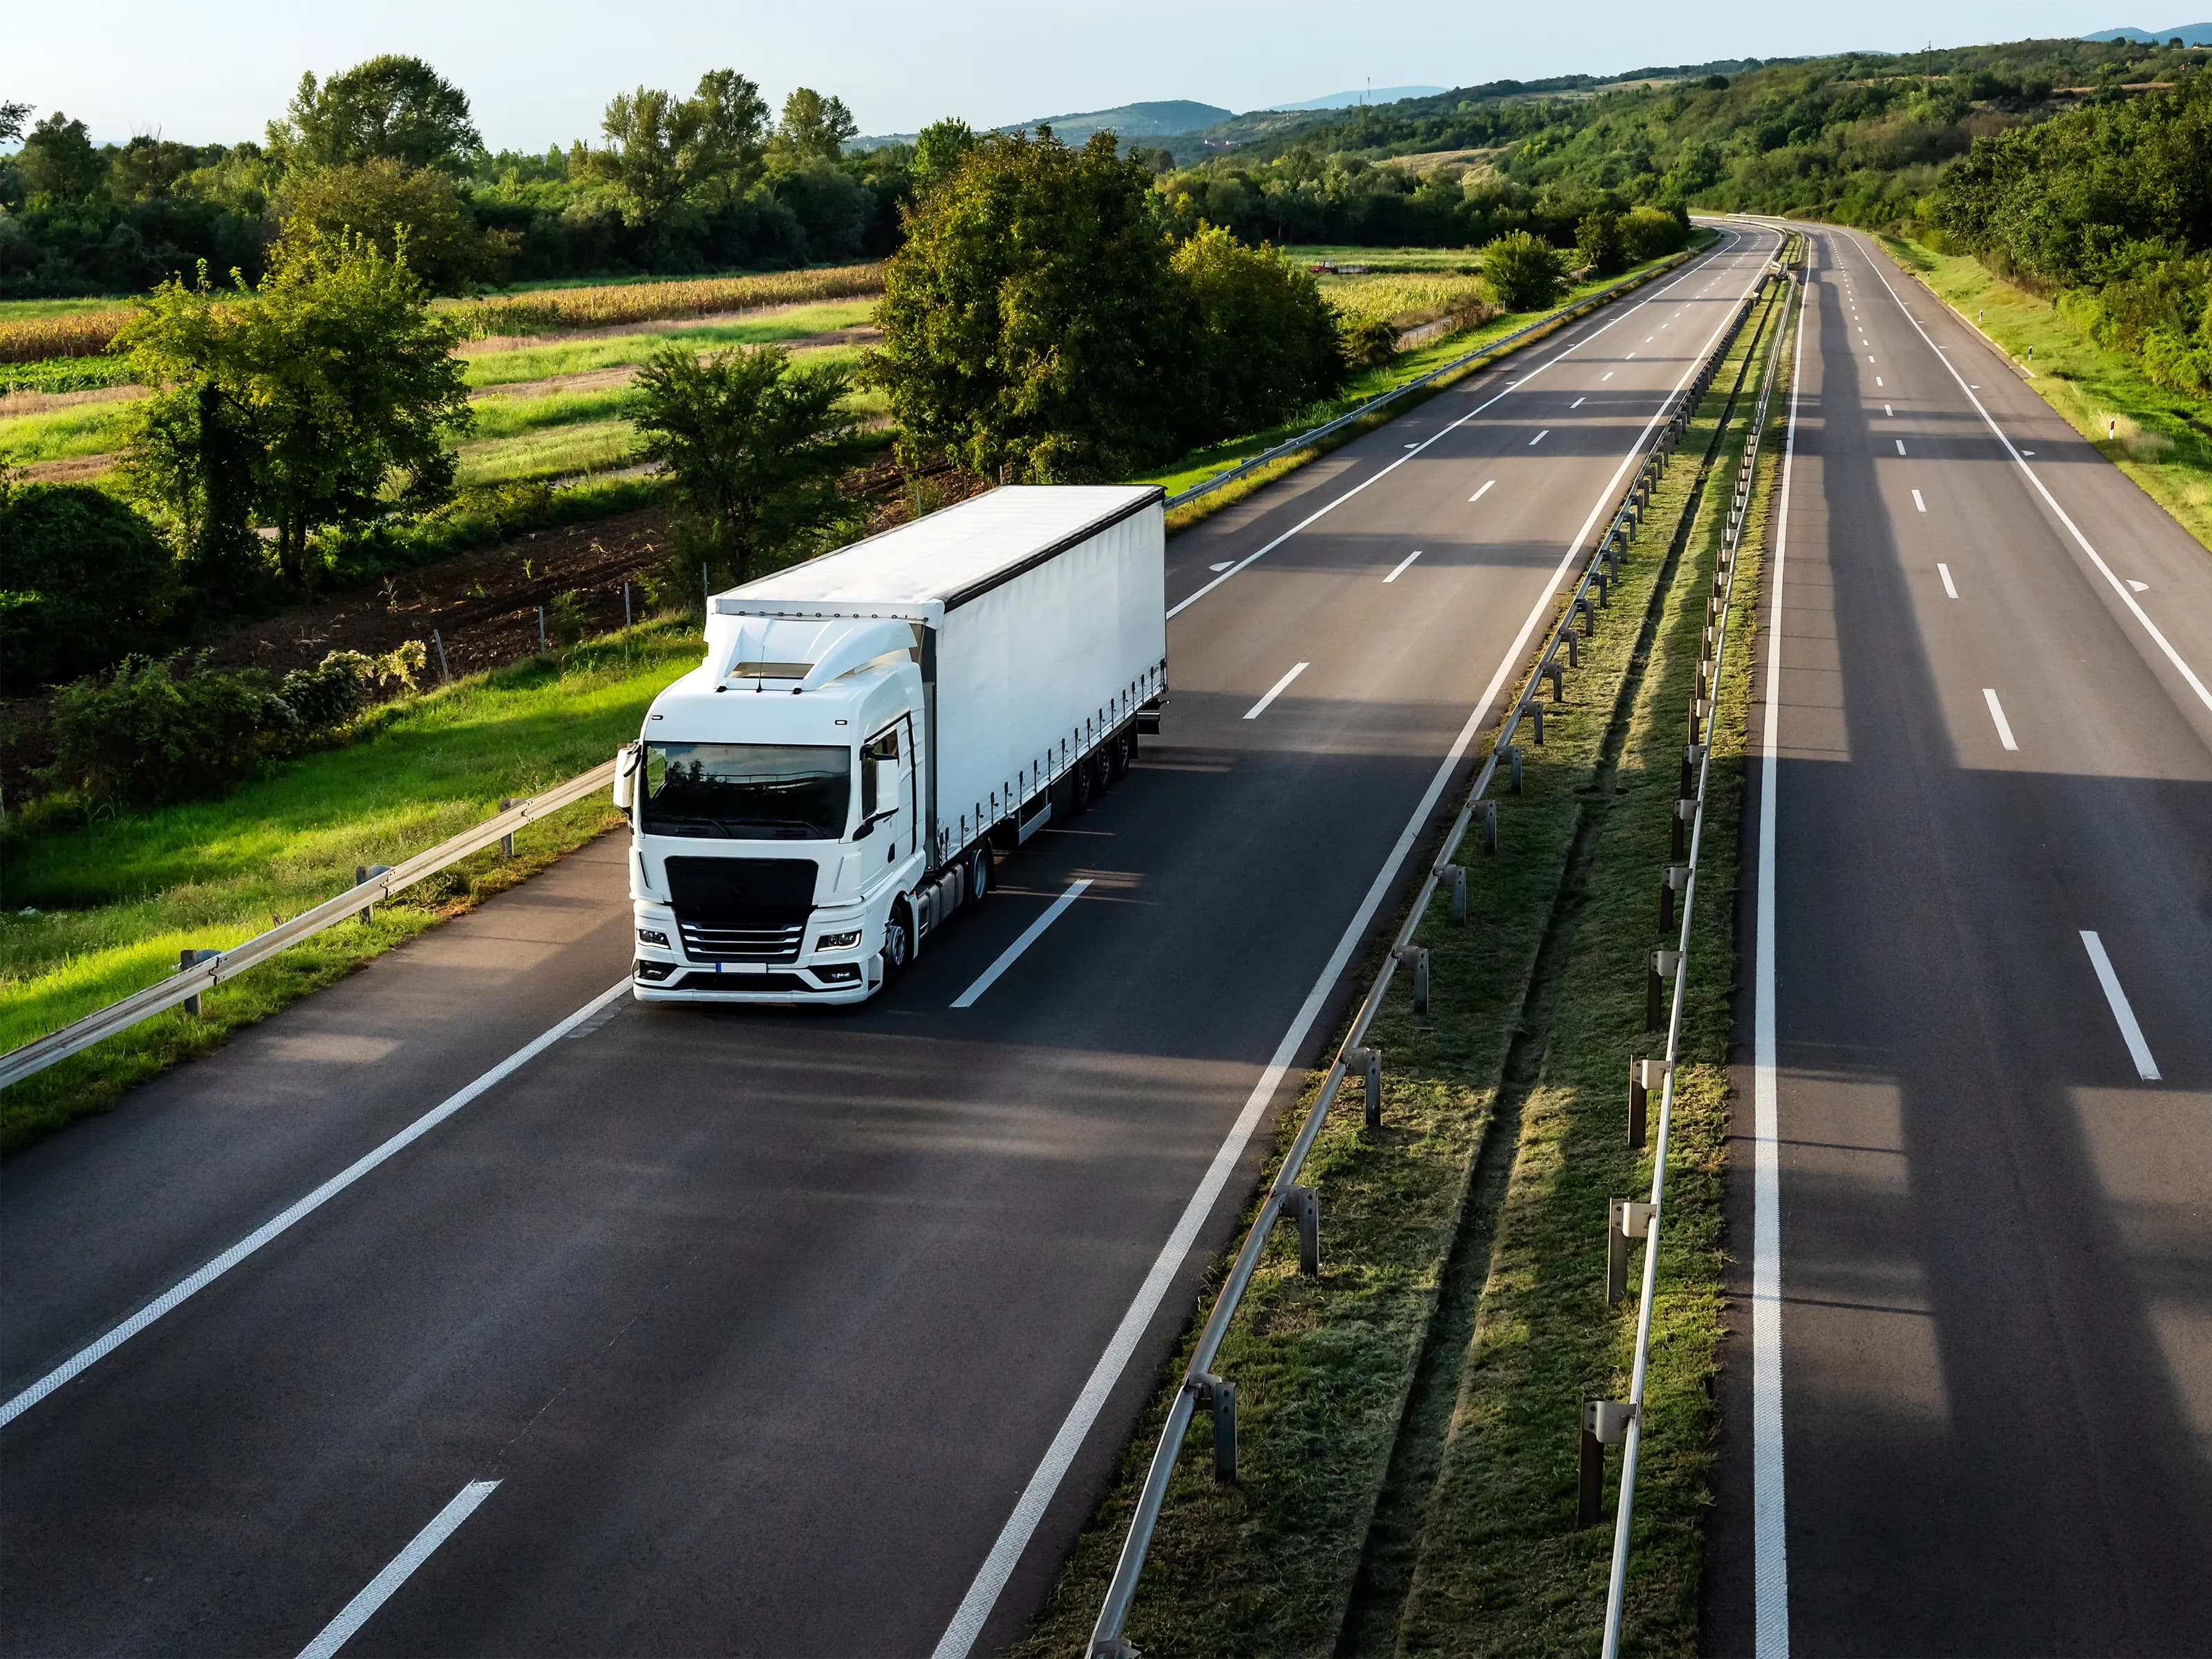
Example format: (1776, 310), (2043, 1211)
(964, 845), (990, 906)
(1109, 729), (1132, 779)
(1071, 758), (1094, 814)
(1091, 748), (1114, 796)
(882, 903), (913, 975)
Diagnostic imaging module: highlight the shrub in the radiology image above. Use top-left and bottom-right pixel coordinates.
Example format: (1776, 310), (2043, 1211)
(1172, 224), (1347, 433)
(1575, 212), (1627, 276)
(1620, 203), (1691, 263)
(1338, 315), (1400, 368)
(1479, 230), (1568, 311)
(49, 654), (294, 806)
(0, 480), (179, 695)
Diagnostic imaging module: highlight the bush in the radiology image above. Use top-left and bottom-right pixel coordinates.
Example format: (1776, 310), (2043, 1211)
(46, 644), (417, 807)
(1620, 203), (1691, 263)
(1338, 314), (1400, 368)
(0, 480), (179, 695)
(1575, 212), (1627, 276)
(1479, 230), (1568, 311)
(1172, 224), (1348, 433)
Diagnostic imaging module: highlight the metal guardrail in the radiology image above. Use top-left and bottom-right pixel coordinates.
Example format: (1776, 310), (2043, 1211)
(1087, 238), (1785, 1658)
(0, 762), (617, 1092)
(1595, 235), (1801, 1659)
(1164, 245), (1711, 510)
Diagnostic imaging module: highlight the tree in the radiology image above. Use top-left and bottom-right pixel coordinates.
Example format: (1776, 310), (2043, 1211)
(865, 130), (1190, 481)
(276, 158), (513, 291)
(114, 230), (474, 587)
(1575, 209), (1627, 275)
(1, 102), (32, 144)
(630, 341), (863, 585)
(911, 119), (978, 191)
(776, 88), (858, 162)
(585, 70), (769, 236)
(1172, 223), (1347, 433)
(266, 55), (482, 176)
(18, 112), (102, 202)
(1480, 229), (1568, 310)
(0, 482), (179, 694)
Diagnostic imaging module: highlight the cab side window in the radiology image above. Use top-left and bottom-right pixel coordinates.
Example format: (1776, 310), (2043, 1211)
(861, 726), (900, 818)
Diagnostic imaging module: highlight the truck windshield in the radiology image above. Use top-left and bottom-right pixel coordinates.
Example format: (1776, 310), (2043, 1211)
(641, 743), (852, 840)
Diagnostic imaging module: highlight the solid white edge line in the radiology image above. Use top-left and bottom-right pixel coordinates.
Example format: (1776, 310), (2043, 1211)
(2078, 930), (2162, 1082)
(295, 1479), (500, 1659)
(1983, 687), (2019, 751)
(1241, 661), (1309, 720)
(1851, 230), (2212, 715)
(930, 223), (1783, 1659)
(1383, 550), (1423, 583)
(1163, 229), (1752, 621)
(0, 979), (634, 1430)
(950, 879), (1093, 1009)
(1469, 479), (1497, 503)
(1751, 227), (1808, 1659)
(1938, 561), (1958, 598)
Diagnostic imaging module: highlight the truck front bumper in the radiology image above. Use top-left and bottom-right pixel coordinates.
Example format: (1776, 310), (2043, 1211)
(630, 900), (883, 1005)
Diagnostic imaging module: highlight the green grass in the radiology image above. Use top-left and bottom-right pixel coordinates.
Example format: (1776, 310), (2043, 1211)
(0, 355), (138, 396)
(455, 419), (641, 486)
(1011, 261), (1788, 1659)
(1284, 245), (1484, 272)
(0, 397), (133, 465)
(0, 620), (700, 1152)
(1881, 235), (2212, 552)
(0, 295), (129, 320)
(1392, 289), (1787, 1659)
(458, 300), (875, 388)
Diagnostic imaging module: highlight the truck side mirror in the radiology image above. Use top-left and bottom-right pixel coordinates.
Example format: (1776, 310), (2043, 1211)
(612, 742), (641, 810)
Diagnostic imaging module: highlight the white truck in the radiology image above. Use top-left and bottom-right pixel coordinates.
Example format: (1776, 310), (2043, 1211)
(614, 485), (1168, 1004)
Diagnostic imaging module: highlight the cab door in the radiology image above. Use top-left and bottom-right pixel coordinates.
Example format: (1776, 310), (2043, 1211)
(861, 715), (917, 870)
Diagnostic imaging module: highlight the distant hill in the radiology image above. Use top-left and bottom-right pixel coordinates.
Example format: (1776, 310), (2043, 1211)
(1268, 85), (1448, 111)
(999, 100), (1232, 142)
(2084, 21), (2212, 41)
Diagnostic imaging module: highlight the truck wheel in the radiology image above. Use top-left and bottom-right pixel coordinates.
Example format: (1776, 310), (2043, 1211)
(964, 845), (990, 906)
(882, 904), (913, 975)
(1109, 730), (1132, 779)
(1071, 758), (1093, 814)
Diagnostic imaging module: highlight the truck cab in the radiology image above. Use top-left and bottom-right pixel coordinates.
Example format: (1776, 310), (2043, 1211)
(622, 615), (929, 1004)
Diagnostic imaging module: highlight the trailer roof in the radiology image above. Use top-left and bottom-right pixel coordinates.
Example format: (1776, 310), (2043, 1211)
(726, 485), (1162, 612)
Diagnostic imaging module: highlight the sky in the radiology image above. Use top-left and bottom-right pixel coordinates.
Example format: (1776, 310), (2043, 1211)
(3, 0), (2180, 151)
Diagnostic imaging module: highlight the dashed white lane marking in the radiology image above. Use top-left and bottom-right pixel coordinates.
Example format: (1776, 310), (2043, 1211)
(1572, 396), (1586, 408)
(1383, 549), (1423, 583)
(1876, 377), (1884, 387)
(295, 1481), (501, 1659)
(1895, 439), (1906, 456)
(1529, 429), (1550, 446)
(1208, 561), (1235, 572)
(1938, 561), (1958, 597)
(2080, 931), (2162, 1081)
(1242, 661), (1309, 720)
(2127, 579), (2149, 592)
(1602, 371), (1615, 381)
(1913, 489), (1927, 513)
(1884, 404), (1893, 415)
(1469, 479), (1496, 503)
(952, 879), (1094, 1009)
(1983, 687), (2019, 751)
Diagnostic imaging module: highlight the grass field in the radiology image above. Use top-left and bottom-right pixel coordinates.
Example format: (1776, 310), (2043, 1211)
(1285, 245), (1483, 272)
(0, 295), (131, 321)
(1013, 265), (1789, 1658)
(1881, 235), (2212, 551)
(0, 619), (700, 1152)
(459, 300), (874, 387)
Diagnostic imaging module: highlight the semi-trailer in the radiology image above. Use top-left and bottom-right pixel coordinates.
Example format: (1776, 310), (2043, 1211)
(615, 485), (1168, 1003)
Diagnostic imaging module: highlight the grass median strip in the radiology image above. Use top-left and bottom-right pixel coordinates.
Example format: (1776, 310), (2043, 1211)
(0, 619), (700, 1154)
(1009, 272), (1787, 1659)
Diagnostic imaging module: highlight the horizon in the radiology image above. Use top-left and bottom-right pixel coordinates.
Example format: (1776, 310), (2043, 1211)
(0, 1), (2172, 153)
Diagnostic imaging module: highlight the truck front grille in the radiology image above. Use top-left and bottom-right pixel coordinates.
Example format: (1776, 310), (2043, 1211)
(678, 919), (807, 963)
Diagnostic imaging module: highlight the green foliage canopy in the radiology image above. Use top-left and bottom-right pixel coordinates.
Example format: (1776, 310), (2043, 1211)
(583, 71), (771, 237)
(0, 481), (179, 695)
(266, 55), (482, 176)
(276, 158), (515, 292)
(1480, 229), (1568, 310)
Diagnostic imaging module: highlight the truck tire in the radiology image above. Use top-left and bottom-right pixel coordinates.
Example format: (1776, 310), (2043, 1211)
(1071, 758), (1094, 814)
(964, 845), (990, 906)
(1092, 749), (1113, 796)
(882, 903), (914, 975)
(1110, 729), (1132, 779)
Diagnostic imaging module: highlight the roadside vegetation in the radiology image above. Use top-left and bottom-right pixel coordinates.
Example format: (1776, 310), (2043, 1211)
(1012, 261), (1794, 1658)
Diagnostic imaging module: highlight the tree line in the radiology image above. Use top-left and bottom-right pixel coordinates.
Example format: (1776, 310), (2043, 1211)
(0, 57), (915, 297)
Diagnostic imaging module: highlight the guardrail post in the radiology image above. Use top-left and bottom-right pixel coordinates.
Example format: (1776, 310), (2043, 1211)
(1647, 948), (1683, 1029)
(1591, 570), (1609, 607)
(1606, 1199), (1657, 1304)
(1660, 864), (1687, 932)
(1193, 1374), (1237, 1483)
(431, 628), (451, 686)
(355, 864), (393, 925)
(1506, 743), (1524, 794)
(1544, 659), (1565, 702)
(1628, 1055), (1664, 1148)
(1395, 945), (1430, 1013)
(1479, 798), (1498, 854)
(1527, 702), (1545, 746)
(537, 607), (548, 655)
(1289, 1185), (1321, 1276)
(1680, 743), (1706, 798)
(1671, 797), (1695, 859)
(499, 798), (519, 858)
(1349, 1046), (1383, 1128)
(178, 948), (218, 1018)
(1579, 1399), (1638, 1528)
(1564, 630), (1580, 670)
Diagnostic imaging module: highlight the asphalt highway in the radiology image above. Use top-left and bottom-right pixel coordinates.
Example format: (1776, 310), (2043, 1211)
(1709, 225), (2212, 1655)
(0, 226), (1780, 1658)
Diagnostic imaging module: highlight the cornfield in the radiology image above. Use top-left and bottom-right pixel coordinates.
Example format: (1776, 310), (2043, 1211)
(0, 310), (133, 364)
(0, 264), (890, 364)
(1320, 272), (1492, 332)
(446, 263), (887, 341)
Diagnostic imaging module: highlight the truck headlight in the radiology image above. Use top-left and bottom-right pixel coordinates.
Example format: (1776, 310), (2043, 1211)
(817, 929), (863, 951)
(637, 928), (670, 947)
